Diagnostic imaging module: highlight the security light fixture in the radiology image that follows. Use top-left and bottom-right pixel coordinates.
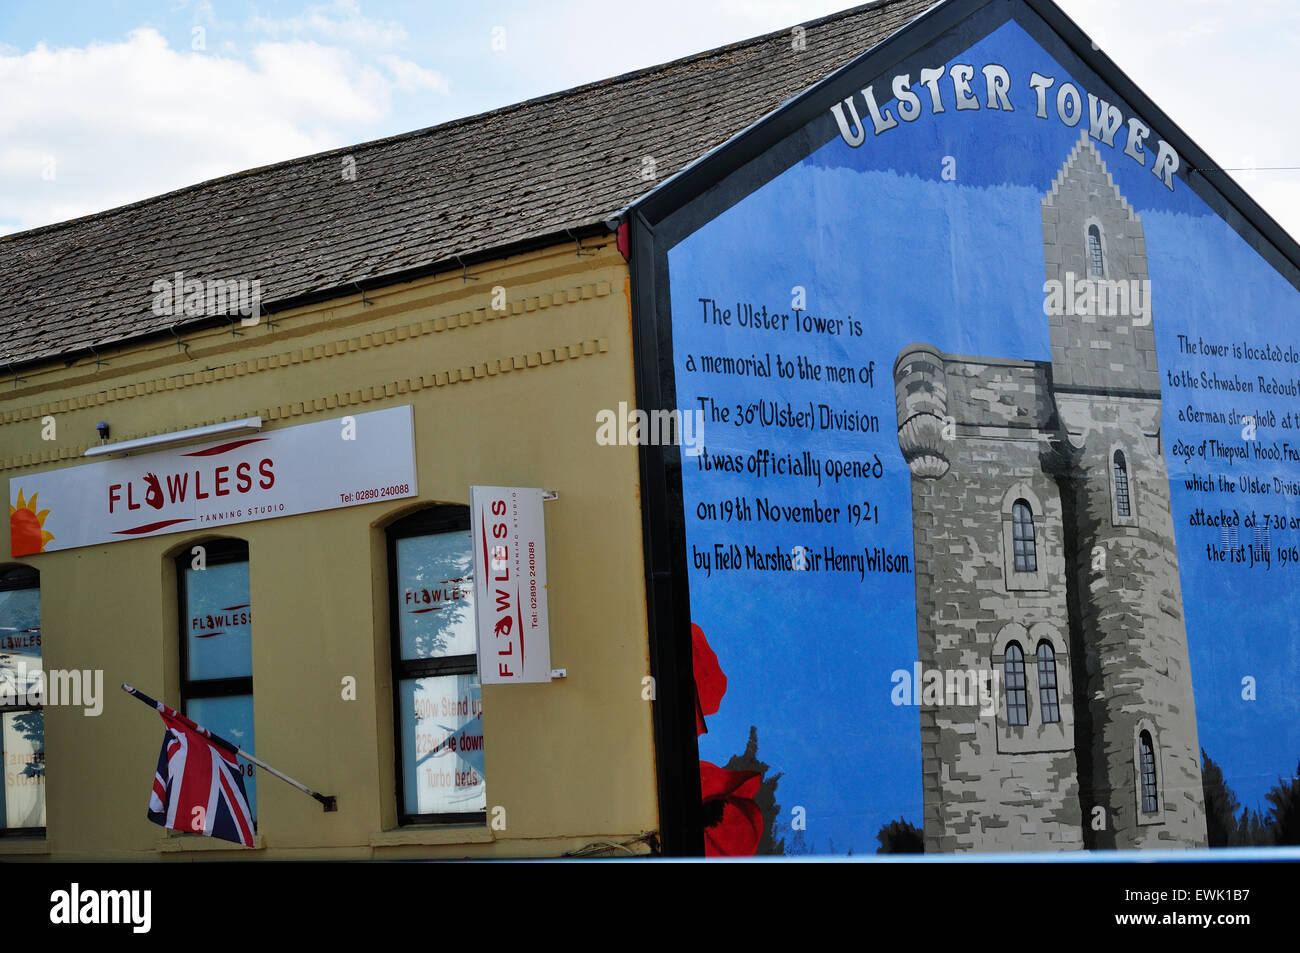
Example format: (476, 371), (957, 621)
(83, 417), (262, 458)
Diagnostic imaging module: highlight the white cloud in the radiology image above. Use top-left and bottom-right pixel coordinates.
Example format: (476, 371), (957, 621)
(247, 0), (408, 48)
(250, 40), (391, 121)
(0, 27), (446, 234)
(378, 54), (451, 94)
(479, 0), (848, 88)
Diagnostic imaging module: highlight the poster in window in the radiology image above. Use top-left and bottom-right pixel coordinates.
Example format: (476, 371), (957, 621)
(0, 586), (40, 700)
(2, 710), (45, 829)
(184, 561), (252, 681)
(400, 674), (485, 816)
(397, 532), (476, 660)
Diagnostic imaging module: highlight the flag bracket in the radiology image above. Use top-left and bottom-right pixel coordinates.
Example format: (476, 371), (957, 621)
(123, 683), (338, 819)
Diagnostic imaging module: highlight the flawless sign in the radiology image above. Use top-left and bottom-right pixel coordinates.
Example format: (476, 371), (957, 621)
(470, 486), (552, 684)
(9, 406), (416, 556)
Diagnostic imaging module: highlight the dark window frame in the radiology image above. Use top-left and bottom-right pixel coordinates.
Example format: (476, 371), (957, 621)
(175, 538), (256, 822)
(1012, 500), (1037, 573)
(1113, 450), (1131, 518)
(1139, 730), (1159, 814)
(1004, 641), (1028, 727)
(1036, 641), (1060, 725)
(0, 565), (44, 838)
(386, 505), (486, 827)
(1087, 224), (1105, 277)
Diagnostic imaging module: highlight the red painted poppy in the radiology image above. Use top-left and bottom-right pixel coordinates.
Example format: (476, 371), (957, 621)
(692, 623), (726, 736)
(699, 760), (763, 856)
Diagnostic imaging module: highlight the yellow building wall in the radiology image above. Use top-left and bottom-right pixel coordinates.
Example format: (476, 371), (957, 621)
(0, 238), (657, 860)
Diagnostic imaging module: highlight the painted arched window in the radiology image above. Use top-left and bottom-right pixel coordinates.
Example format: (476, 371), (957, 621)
(1004, 642), (1028, 726)
(1113, 450), (1131, 518)
(1139, 730), (1159, 814)
(1012, 500), (1037, 573)
(1087, 224), (1104, 277)
(1037, 641), (1060, 724)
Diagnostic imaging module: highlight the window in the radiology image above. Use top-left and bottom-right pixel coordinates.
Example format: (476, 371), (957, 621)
(1139, 731), (1158, 814)
(177, 540), (256, 822)
(1002, 487), (1046, 593)
(1113, 450), (1131, 518)
(1087, 224), (1104, 277)
(1037, 641), (1060, 724)
(994, 624), (1074, 755)
(1004, 642), (1028, 727)
(387, 507), (485, 825)
(0, 566), (43, 835)
(1012, 500), (1037, 573)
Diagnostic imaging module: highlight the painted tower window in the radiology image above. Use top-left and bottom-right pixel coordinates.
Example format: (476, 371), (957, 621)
(1012, 500), (1037, 573)
(0, 566), (43, 835)
(1139, 731), (1159, 813)
(388, 506), (485, 825)
(1004, 642), (1028, 726)
(177, 540), (257, 822)
(1114, 450), (1131, 517)
(1037, 641), (1060, 724)
(1087, 224), (1104, 277)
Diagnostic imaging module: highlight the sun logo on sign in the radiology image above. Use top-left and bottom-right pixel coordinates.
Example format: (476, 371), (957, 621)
(10, 488), (54, 556)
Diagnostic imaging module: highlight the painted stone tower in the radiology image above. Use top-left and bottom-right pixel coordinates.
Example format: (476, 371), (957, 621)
(893, 133), (1207, 852)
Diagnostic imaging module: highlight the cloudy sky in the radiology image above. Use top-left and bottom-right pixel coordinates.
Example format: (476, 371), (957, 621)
(1, 0), (1297, 238)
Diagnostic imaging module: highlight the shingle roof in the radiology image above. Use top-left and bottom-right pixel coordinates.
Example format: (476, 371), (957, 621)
(0, 0), (935, 371)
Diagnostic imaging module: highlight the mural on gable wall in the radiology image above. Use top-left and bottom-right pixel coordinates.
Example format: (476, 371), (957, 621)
(652, 4), (1300, 855)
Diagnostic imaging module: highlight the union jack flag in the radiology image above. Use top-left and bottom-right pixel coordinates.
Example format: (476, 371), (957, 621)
(148, 709), (255, 847)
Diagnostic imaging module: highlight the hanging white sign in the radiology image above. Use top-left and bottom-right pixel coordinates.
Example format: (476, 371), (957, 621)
(470, 486), (553, 684)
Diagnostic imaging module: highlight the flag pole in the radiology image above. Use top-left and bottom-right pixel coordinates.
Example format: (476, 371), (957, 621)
(122, 683), (337, 812)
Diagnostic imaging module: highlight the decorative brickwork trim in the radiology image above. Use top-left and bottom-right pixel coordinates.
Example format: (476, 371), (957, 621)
(0, 278), (614, 429)
(0, 337), (609, 471)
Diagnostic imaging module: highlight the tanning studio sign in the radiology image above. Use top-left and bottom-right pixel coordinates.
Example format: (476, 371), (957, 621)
(470, 486), (553, 684)
(8, 406), (417, 556)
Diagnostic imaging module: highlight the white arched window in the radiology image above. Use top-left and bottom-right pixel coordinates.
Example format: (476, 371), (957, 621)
(1138, 731), (1158, 814)
(1113, 450), (1131, 518)
(1037, 641), (1060, 724)
(1004, 642), (1028, 727)
(1012, 500), (1037, 573)
(1087, 224), (1105, 277)
(1133, 720), (1165, 825)
(1110, 444), (1138, 526)
(1002, 486), (1047, 592)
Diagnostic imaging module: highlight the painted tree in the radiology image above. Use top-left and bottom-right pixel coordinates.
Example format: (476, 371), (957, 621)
(1264, 762), (1300, 846)
(1238, 806), (1272, 847)
(1201, 749), (1240, 846)
(876, 817), (924, 853)
(723, 725), (785, 855)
